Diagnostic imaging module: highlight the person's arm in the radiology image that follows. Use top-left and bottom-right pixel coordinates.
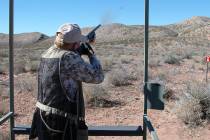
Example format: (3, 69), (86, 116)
(60, 52), (104, 84)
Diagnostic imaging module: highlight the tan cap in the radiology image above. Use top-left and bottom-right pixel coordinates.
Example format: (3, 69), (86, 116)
(56, 23), (87, 43)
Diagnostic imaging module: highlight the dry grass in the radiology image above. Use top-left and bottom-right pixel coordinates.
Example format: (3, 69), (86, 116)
(14, 61), (26, 74)
(109, 67), (133, 86)
(84, 84), (122, 108)
(176, 81), (210, 127)
(120, 55), (133, 64)
(84, 85), (110, 107)
(164, 53), (181, 65)
(0, 48), (9, 58)
(177, 97), (203, 127)
(0, 64), (8, 74)
(149, 57), (161, 68)
(163, 86), (176, 101)
(0, 132), (9, 140)
(14, 74), (37, 97)
(24, 60), (39, 72)
(0, 100), (7, 118)
(101, 56), (114, 72)
(0, 84), (8, 118)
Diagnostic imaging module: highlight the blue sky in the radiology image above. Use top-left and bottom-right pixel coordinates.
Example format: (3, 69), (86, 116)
(0, 0), (210, 36)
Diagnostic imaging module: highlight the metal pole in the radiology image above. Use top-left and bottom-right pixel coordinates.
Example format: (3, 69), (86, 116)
(143, 0), (149, 140)
(206, 62), (209, 82)
(9, 0), (15, 139)
(143, 116), (159, 140)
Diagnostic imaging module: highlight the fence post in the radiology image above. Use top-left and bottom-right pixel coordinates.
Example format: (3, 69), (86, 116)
(206, 62), (209, 82)
(143, 0), (149, 140)
(9, 0), (15, 139)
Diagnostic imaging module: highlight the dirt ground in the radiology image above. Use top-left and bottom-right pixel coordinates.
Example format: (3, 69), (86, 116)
(1, 59), (210, 140)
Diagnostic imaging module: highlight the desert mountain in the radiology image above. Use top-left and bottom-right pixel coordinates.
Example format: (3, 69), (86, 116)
(167, 16), (210, 37)
(0, 16), (209, 48)
(82, 23), (178, 43)
(0, 32), (49, 47)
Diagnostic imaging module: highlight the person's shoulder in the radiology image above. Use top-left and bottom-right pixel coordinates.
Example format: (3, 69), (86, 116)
(62, 50), (81, 61)
(41, 45), (78, 59)
(41, 45), (56, 58)
(63, 50), (79, 57)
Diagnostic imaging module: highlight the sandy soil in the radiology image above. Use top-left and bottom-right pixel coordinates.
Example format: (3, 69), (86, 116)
(1, 60), (210, 140)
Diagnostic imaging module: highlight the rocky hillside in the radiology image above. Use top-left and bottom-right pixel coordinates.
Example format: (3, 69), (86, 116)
(0, 32), (49, 47)
(82, 23), (178, 44)
(167, 16), (210, 37)
(0, 16), (210, 48)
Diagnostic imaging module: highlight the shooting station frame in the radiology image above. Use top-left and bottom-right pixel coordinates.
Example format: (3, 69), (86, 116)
(0, 0), (164, 140)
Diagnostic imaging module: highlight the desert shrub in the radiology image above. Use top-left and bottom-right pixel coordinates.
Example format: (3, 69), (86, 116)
(109, 68), (132, 86)
(0, 132), (9, 140)
(0, 50), (9, 58)
(168, 67), (182, 76)
(187, 82), (210, 120)
(149, 57), (161, 67)
(13, 59), (39, 74)
(150, 69), (168, 85)
(15, 75), (37, 97)
(0, 84), (8, 117)
(28, 54), (40, 61)
(177, 97), (203, 127)
(126, 65), (143, 81)
(176, 81), (210, 127)
(24, 60), (39, 72)
(120, 55), (132, 64)
(0, 100), (7, 118)
(164, 54), (181, 65)
(84, 85), (118, 107)
(181, 51), (193, 59)
(163, 86), (176, 101)
(14, 62), (26, 74)
(0, 64), (8, 74)
(101, 56), (114, 71)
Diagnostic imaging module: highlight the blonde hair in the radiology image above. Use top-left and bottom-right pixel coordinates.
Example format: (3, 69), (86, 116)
(54, 32), (76, 50)
(54, 32), (64, 48)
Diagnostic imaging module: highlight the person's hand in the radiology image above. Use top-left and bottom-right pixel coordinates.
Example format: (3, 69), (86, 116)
(76, 43), (93, 56)
(87, 32), (96, 44)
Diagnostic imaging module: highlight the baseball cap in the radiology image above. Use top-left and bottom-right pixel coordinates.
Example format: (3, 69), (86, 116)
(56, 23), (88, 43)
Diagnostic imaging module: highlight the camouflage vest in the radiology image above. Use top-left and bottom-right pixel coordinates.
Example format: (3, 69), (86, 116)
(37, 45), (77, 114)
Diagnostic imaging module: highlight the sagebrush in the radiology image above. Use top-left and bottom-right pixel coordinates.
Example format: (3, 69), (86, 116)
(176, 81), (210, 127)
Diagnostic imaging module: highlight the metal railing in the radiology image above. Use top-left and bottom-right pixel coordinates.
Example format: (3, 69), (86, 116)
(0, 0), (163, 140)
